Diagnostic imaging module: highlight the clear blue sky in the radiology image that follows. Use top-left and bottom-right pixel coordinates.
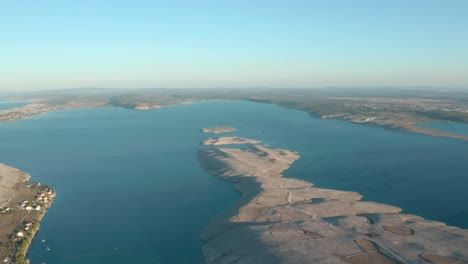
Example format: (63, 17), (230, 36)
(1, 0), (467, 91)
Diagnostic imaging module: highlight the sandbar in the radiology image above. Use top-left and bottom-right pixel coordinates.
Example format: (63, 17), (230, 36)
(202, 127), (236, 134)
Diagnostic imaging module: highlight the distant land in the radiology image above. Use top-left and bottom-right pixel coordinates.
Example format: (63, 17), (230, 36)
(2, 87), (468, 140)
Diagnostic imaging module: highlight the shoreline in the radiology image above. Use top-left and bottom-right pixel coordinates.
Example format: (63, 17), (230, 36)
(0, 164), (55, 264)
(12, 211), (46, 264)
(245, 99), (468, 141)
(2, 99), (468, 141)
(198, 132), (468, 263)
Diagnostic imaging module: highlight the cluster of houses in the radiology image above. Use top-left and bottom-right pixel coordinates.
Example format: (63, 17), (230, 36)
(19, 200), (41, 211)
(0, 207), (11, 214)
(18, 187), (55, 211)
(0, 185), (55, 263)
(14, 221), (35, 242)
(35, 188), (55, 203)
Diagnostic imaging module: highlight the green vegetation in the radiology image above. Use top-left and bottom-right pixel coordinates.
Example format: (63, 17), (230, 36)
(12, 222), (40, 264)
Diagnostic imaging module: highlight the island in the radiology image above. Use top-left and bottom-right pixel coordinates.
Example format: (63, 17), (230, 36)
(202, 137), (261, 146)
(197, 133), (468, 263)
(202, 127), (236, 134)
(0, 164), (55, 264)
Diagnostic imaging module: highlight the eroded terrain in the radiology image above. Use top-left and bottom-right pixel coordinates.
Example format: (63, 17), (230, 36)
(198, 134), (468, 264)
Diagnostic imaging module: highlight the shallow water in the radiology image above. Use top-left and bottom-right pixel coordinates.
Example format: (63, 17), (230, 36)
(0, 100), (467, 263)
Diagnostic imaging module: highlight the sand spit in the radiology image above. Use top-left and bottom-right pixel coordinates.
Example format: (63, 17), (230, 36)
(203, 137), (261, 146)
(198, 137), (468, 264)
(203, 127), (236, 134)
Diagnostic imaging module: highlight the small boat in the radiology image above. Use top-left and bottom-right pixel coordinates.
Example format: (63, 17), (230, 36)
(41, 239), (45, 243)
(47, 245), (51, 251)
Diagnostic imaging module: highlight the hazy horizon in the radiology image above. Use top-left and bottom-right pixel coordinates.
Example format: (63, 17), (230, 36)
(1, 0), (467, 92)
(3, 86), (468, 96)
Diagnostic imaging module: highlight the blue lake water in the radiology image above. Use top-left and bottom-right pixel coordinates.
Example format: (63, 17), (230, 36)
(0, 100), (29, 110)
(0, 100), (467, 263)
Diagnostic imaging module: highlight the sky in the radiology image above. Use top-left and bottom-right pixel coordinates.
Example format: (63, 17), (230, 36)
(1, 0), (467, 91)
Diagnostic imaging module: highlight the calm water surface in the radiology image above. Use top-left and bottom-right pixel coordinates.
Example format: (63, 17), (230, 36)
(418, 122), (468, 136)
(0, 100), (29, 110)
(0, 101), (467, 264)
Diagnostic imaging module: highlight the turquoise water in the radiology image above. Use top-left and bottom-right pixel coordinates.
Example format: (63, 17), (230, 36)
(0, 101), (467, 263)
(418, 122), (468, 136)
(0, 100), (29, 110)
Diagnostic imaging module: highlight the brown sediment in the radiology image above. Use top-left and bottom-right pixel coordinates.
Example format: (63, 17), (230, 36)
(420, 253), (467, 264)
(355, 239), (379, 252)
(342, 250), (401, 264)
(198, 135), (468, 264)
(382, 225), (414, 236)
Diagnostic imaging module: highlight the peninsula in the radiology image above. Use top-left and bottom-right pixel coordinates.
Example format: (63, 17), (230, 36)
(0, 164), (55, 264)
(198, 131), (468, 263)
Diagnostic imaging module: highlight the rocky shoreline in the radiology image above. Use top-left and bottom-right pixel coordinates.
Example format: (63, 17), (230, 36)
(198, 130), (468, 263)
(0, 164), (55, 264)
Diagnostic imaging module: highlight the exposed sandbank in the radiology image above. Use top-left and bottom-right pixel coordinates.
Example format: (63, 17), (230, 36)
(203, 137), (261, 146)
(202, 127), (236, 134)
(198, 136), (468, 264)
